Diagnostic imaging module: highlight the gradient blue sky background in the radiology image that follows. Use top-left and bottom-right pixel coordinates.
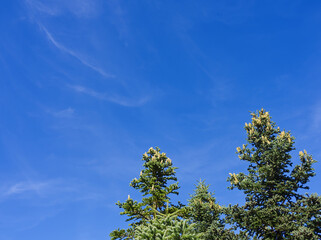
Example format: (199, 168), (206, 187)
(1, 1), (321, 239)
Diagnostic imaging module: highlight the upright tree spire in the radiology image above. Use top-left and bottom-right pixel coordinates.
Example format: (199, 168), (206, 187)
(226, 109), (320, 239)
(188, 181), (248, 239)
(130, 147), (179, 216)
(110, 147), (181, 239)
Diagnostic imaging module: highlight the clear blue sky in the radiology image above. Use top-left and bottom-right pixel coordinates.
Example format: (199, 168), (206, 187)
(1, 1), (321, 239)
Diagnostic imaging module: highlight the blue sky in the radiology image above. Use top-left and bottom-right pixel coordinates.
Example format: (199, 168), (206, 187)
(1, 0), (321, 239)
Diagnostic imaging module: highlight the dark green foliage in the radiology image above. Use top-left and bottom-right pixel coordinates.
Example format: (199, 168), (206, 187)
(289, 193), (321, 239)
(188, 181), (220, 233)
(109, 228), (134, 240)
(188, 181), (248, 240)
(110, 147), (183, 239)
(110, 109), (320, 240)
(226, 109), (320, 239)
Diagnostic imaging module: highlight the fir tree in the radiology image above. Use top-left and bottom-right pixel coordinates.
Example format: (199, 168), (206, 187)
(110, 147), (185, 239)
(188, 180), (221, 235)
(134, 208), (201, 240)
(188, 181), (248, 240)
(226, 109), (321, 239)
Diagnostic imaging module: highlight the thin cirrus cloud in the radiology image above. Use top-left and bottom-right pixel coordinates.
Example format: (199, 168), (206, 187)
(1, 178), (106, 202)
(25, 0), (101, 18)
(47, 107), (75, 118)
(0, 179), (104, 231)
(25, 0), (59, 16)
(2, 180), (55, 198)
(68, 84), (150, 107)
(40, 25), (115, 79)
(40, 26), (150, 107)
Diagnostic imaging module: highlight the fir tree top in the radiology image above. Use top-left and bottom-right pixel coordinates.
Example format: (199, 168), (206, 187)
(110, 147), (180, 239)
(226, 109), (320, 239)
(228, 109), (316, 200)
(130, 147), (179, 214)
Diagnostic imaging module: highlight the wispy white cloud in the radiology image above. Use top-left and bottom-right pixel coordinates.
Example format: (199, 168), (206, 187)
(0, 178), (107, 231)
(25, 0), (102, 18)
(25, 0), (59, 16)
(2, 180), (56, 197)
(1, 178), (106, 202)
(69, 85), (105, 100)
(40, 25), (114, 79)
(68, 84), (150, 107)
(106, 0), (130, 43)
(47, 107), (75, 118)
